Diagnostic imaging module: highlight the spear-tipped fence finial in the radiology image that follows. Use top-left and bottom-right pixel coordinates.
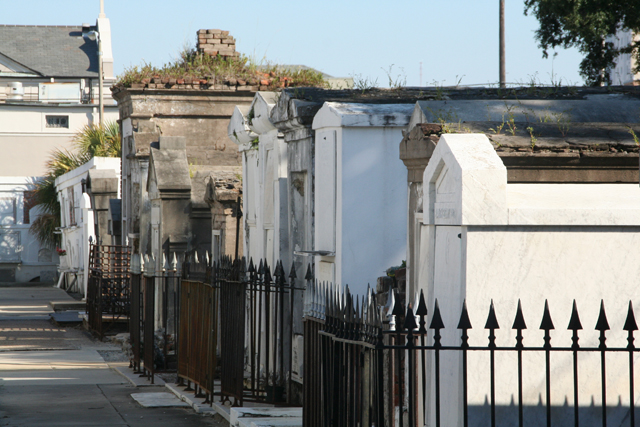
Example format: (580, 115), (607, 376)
(404, 306), (418, 331)
(429, 299), (445, 330)
(416, 289), (428, 317)
(385, 288), (395, 317)
(595, 300), (610, 331)
(567, 300), (583, 331)
(305, 264), (313, 281)
(289, 263), (297, 280)
(457, 300), (472, 330)
(539, 300), (555, 331)
(485, 300), (500, 330)
(624, 301), (638, 332)
(512, 300), (527, 330)
(392, 289), (404, 317)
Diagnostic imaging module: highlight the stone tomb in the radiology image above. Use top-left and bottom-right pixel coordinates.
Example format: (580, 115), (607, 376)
(418, 133), (640, 426)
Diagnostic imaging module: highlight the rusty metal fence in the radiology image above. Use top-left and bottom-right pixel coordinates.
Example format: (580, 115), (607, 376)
(177, 252), (218, 401)
(87, 243), (131, 337)
(128, 251), (306, 407)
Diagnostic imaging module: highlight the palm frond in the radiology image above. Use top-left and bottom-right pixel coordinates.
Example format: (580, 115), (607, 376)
(30, 120), (121, 246)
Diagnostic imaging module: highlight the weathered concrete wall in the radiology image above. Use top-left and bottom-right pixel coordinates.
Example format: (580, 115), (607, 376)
(113, 88), (254, 254)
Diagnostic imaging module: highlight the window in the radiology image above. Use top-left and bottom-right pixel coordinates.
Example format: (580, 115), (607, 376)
(46, 115), (69, 128)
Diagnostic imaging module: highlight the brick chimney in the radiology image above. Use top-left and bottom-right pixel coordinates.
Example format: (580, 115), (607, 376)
(197, 29), (239, 58)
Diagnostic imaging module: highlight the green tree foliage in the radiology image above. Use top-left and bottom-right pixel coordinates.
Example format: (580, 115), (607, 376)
(524, 0), (640, 85)
(30, 122), (121, 247)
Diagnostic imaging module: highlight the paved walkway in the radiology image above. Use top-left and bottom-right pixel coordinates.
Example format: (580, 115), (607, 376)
(0, 284), (226, 427)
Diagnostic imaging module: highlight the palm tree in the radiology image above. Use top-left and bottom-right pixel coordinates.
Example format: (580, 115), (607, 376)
(30, 122), (121, 247)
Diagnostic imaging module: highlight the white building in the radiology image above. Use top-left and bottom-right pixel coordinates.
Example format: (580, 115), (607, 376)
(228, 92), (289, 269)
(55, 157), (121, 296)
(0, 14), (118, 282)
(311, 102), (413, 294)
(417, 133), (640, 426)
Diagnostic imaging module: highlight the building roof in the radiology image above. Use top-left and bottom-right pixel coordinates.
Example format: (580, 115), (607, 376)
(0, 25), (98, 78)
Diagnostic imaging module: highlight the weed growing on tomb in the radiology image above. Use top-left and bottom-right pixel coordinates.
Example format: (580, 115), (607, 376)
(505, 103), (517, 136)
(552, 109), (572, 137)
(527, 126), (538, 148)
(117, 45), (326, 90)
(352, 74), (378, 93)
(382, 65), (406, 90)
(628, 127), (639, 146)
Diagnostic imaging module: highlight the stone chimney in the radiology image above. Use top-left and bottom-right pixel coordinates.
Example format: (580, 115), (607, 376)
(197, 29), (239, 58)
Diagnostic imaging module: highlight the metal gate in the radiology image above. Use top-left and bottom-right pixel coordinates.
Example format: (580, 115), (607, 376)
(87, 243), (131, 338)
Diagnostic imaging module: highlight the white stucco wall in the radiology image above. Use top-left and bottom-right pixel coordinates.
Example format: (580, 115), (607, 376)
(313, 103), (413, 295)
(418, 134), (640, 426)
(55, 157), (121, 296)
(0, 177), (58, 282)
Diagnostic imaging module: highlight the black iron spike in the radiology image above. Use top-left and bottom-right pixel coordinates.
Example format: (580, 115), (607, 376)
(264, 265), (272, 283)
(276, 261), (285, 280)
(457, 300), (472, 330)
(567, 300), (583, 331)
(539, 300), (555, 330)
(289, 263), (297, 280)
(248, 258), (255, 273)
(404, 306), (418, 331)
(429, 299), (445, 330)
(416, 289), (428, 316)
(484, 300), (500, 330)
(512, 300), (527, 330)
(240, 257), (247, 274)
(304, 264), (313, 281)
(257, 259), (264, 275)
(595, 300), (610, 331)
(624, 301), (638, 331)
(392, 289), (404, 317)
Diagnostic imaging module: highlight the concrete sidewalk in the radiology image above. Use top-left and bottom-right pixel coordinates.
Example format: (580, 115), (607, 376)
(0, 284), (226, 426)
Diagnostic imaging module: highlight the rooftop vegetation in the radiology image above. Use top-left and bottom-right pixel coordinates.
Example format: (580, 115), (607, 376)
(115, 47), (327, 90)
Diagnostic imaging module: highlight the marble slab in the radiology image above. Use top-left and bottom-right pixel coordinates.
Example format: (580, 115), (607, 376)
(130, 392), (189, 408)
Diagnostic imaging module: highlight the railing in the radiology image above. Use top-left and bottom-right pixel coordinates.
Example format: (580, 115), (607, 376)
(128, 251), (306, 406)
(129, 272), (142, 373)
(176, 252), (218, 401)
(87, 243), (131, 338)
(304, 281), (640, 427)
(129, 253), (181, 384)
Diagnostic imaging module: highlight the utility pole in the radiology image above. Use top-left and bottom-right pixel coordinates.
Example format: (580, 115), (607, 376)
(499, 0), (506, 88)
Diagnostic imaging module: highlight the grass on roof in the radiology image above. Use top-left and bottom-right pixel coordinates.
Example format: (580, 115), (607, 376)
(116, 46), (327, 90)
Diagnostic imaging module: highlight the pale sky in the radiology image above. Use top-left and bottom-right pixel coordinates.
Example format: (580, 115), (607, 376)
(1, 0), (586, 87)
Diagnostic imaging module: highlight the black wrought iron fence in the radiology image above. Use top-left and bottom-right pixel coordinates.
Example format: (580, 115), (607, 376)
(166, 253), (305, 406)
(87, 243), (131, 338)
(212, 256), (305, 406)
(304, 281), (640, 427)
(129, 253), (181, 384)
